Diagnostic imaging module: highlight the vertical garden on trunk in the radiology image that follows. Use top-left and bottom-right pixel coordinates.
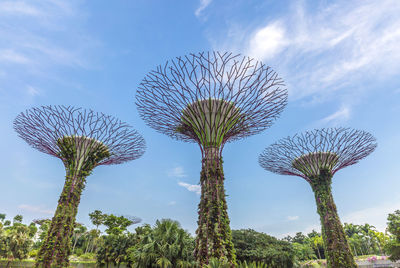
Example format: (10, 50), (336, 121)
(13, 105), (145, 267)
(136, 51), (287, 266)
(258, 128), (377, 268)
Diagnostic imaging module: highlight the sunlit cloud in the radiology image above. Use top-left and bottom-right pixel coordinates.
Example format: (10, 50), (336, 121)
(213, 0), (400, 103)
(178, 181), (201, 195)
(195, 0), (212, 17)
(247, 22), (288, 61)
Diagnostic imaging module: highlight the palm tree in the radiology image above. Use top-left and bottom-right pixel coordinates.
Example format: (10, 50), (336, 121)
(130, 219), (195, 267)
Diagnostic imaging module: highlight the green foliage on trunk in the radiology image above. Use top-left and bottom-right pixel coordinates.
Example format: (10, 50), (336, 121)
(35, 136), (110, 268)
(194, 155), (236, 267)
(309, 169), (357, 268)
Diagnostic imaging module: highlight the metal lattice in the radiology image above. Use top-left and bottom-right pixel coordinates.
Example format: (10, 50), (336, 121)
(14, 105), (145, 166)
(259, 128), (377, 179)
(136, 51), (288, 150)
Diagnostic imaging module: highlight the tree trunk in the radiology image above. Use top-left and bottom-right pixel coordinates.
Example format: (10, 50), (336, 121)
(35, 168), (88, 267)
(309, 169), (357, 268)
(316, 247), (322, 259)
(194, 148), (236, 267)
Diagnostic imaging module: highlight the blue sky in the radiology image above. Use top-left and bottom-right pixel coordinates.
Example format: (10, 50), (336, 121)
(0, 0), (399, 237)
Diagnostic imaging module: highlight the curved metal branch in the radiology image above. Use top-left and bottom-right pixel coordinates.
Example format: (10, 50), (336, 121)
(259, 127), (377, 179)
(136, 51), (288, 147)
(14, 105), (146, 166)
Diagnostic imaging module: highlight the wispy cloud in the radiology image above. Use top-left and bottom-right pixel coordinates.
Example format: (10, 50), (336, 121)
(18, 204), (53, 215)
(195, 0), (212, 17)
(0, 49), (30, 64)
(167, 166), (187, 178)
(26, 85), (39, 96)
(319, 106), (350, 125)
(287, 215), (299, 221)
(0, 1), (42, 16)
(178, 181), (201, 195)
(214, 0), (400, 103)
(0, 0), (97, 98)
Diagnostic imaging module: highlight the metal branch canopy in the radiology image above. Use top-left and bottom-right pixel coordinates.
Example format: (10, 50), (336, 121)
(258, 127), (377, 268)
(259, 127), (377, 180)
(136, 51), (287, 152)
(14, 105), (145, 166)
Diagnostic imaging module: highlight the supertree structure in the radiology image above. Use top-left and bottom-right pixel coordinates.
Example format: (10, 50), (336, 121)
(259, 128), (377, 268)
(14, 105), (145, 268)
(136, 51), (287, 266)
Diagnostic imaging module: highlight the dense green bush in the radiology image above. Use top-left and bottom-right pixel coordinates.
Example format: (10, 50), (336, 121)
(127, 219), (195, 267)
(232, 229), (296, 267)
(385, 210), (400, 261)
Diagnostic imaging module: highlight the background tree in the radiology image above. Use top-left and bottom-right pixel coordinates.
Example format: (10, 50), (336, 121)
(89, 210), (105, 231)
(385, 210), (400, 261)
(128, 219), (195, 268)
(14, 105), (146, 267)
(103, 214), (141, 236)
(32, 219), (51, 249)
(136, 51), (287, 266)
(259, 128), (377, 268)
(71, 223), (87, 255)
(231, 229), (295, 267)
(0, 214), (35, 266)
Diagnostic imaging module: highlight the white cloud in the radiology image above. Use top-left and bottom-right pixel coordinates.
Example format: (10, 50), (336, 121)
(0, 49), (30, 64)
(215, 0), (400, 103)
(178, 181), (201, 195)
(287, 215), (299, 221)
(319, 106), (350, 125)
(247, 22), (288, 60)
(27, 85), (39, 96)
(167, 166), (187, 178)
(0, 0), (95, 77)
(18, 204), (53, 215)
(195, 0), (212, 17)
(0, 1), (42, 16)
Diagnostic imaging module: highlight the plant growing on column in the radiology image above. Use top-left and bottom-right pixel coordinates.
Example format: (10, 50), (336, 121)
(14, 105), (145, 267)
(136, 51), (287, 266)
(258, 128), (377, 268)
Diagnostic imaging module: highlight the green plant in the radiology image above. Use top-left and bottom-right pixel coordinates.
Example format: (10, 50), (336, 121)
(385, 210), (400, 261)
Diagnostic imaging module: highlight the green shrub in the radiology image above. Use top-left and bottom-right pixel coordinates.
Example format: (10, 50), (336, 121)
(28, 249), (38, 258)
(79, 252), (96, 261)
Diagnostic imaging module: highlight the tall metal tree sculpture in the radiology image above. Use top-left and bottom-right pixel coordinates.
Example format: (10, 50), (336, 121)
(136, 51), (287, 266)
(259, 128), (377, 268)
(14, 105), (145, 268)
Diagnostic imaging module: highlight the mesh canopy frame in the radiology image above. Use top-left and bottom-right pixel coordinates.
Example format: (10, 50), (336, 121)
(136, 51), (288, 149)
(259, 128), (377, 180)
(14, 105), (146, 166)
